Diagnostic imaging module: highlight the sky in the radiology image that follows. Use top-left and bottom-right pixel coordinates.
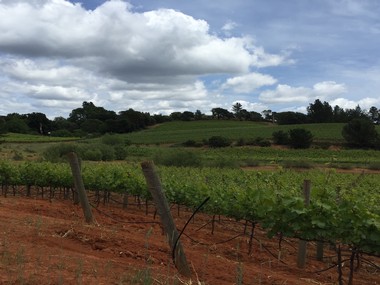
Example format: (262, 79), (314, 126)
(0, 0), (379, 119)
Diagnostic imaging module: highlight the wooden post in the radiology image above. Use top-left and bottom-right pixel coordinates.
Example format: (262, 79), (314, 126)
(297, 180), (311, 268)
(316, 242), (324, 261)
(141, 161), (191, 277)
(67, 152), (94, 224)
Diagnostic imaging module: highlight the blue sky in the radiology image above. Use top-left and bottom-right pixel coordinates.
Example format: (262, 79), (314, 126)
(0, 0), (379, 118)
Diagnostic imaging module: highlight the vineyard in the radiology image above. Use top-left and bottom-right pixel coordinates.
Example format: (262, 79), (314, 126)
(0, 160), (379, 283)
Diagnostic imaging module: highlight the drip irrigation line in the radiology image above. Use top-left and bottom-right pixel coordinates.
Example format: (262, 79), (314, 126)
(312, 258), (350, 274)
(253, 236), (288, 265)
(360, 257), (380, 270)
(89, 203), (160, 225)
(172, 197), (210, 262)
(183, 232), (245, 246)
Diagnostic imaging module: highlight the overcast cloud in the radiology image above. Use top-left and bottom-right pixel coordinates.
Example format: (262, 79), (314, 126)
(0, 0), (379, 118)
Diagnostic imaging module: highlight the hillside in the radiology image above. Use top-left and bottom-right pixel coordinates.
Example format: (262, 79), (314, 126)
(122, 121), (348, 145)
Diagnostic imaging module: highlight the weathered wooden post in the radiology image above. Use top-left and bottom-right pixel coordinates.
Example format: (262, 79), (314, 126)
(141, 161), (191, 277)
(316, 242), (324, 261)
(67, 152), (94, 224)
(297, 179), (311, 268)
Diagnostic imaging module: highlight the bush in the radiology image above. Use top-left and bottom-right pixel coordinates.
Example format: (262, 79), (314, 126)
(272, 130), (289, 145)
(43, 143), (79, 162)
(114, 145), (128, 160)
(153, 150), (202, 167)
(342, 118), (378, 148)
(82, 149), (103, 161)
(254, 137), (271, 147)
(50, 129), (74, 137)
(288, 128), (313, 149)
(208, 136), (231, 148)
(182, 140), (203, 147)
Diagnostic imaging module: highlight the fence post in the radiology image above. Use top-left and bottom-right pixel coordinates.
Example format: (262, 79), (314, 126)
(141, 161), (191, 277)
(67, 152), (94, 224)
(297, 179), (311, 268)
(316, 242), (324, 261)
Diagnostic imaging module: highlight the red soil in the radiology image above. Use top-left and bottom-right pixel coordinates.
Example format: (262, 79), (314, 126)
(0, 192), (379, 285)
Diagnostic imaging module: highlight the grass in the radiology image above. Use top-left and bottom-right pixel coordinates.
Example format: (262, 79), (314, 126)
(1, 121), (379, 168)
(122, 121), (348, 145)
(1, 133), (79, 143)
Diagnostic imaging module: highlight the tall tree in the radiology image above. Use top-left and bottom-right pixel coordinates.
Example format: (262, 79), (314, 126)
(368, 106), (379, 124)
(25, 112), (51, 134)
(307, 99), (333, 123)
(232, 102), (243, 119)
(211, 108), (233, 119)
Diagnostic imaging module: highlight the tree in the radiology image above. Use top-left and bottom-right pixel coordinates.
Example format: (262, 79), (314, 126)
(0, 117), (6, 134)
(346, 105), (366, 121)
(181, 111), (195, 121)
(5, 118), (30, 133)
(68, 101), (117, 126)
(232, 102), (243, 119)
(333, 105), (348, 122)
(211, 108), (233, 120)
(276, 112), (308, 125)
(307, 99), (333, 123)
(80, 119), (106, 134)
(194, 110), (204, 120)
(342, 118), (378, 148)
(25, 112), (51, 134)
(249, 111), (263, 121)
(368, 106), (379, 124)
(288, 129), (313, 149)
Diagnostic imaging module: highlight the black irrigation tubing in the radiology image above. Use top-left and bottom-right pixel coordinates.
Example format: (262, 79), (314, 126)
(361, 257), (380, 270)
(108, 196), (152, 206)
(312, 258), (350, 274)
(252, 236), (288, 265)
(183, 232), (246, 246)
(89, 203), (161, 225)
(172, 197), (210, 262)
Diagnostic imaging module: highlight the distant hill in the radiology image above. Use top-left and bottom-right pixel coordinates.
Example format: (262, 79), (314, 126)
(122, 120), (349, 145)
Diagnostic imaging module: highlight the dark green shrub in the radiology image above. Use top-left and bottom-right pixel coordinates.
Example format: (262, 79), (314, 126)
(342, 118), (378, 148)
(82, 149), (103, 161)
(288, 129), (313, 149)
(236, 138), (246, 146)
(272, 130), (289, 145)
(43, 143), (78, 162)
(154, 150), (201, 167)
(101, 134), (128, 146)
(254, 137), (271, 147)
(183, 140), (197, 147)
(114, 145), (128, 160)
(208, 136), (231, 148)
(50, 129), (74, 137)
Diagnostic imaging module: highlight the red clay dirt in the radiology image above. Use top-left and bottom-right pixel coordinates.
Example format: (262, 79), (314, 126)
(0, 192), (379, 285)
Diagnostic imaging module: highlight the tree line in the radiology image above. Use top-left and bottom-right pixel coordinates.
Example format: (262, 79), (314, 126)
(0, 100), (379, 137)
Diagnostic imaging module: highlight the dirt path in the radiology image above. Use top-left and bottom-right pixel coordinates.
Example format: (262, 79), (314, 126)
(0, 195), (379, 284)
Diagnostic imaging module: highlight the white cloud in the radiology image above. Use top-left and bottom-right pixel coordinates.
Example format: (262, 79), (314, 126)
(222, 20), (238, 32)
(222, 72), (277, 93)
(330, 97), (380, 110)
(232, 100), (268, 113)
(259, 81), (347, 104)
(0, 0), (291, 117)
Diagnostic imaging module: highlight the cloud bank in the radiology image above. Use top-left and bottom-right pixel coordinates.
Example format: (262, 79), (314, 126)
(0, 0), (378, 118)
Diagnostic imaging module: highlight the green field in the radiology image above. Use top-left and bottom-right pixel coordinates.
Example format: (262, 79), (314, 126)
(123, 121), (348, 144)
(1, 121), (380, 168)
